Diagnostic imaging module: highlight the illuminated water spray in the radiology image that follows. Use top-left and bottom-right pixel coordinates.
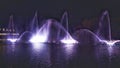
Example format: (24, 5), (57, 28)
(30, 11), (39, 33)
(7, 10), (119, 45)
(29, 12), (78, 44)
(29, 11), (50, 43)
(7, 15), (19, 43)
(13, 11), (40, 43)
(30, 22), (51, 43)
(97, 10), (120, 47)
(60, 12), (78, 44)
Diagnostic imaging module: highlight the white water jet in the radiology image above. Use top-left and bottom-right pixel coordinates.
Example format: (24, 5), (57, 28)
(60, 12), (78, 44)
(97, 10), (120, 47)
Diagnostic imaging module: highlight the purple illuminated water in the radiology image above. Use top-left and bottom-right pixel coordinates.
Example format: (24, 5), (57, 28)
(60, 12), (78, 44)
(29, 12), (78, 44)
(73, 11), (120, 58)
(30, 11), (39, 33)
(7, 15), (19, 43)
(6, 11), (120, 48)
(74, 11), (120, 46)
(0, 10), (120, 68)
(97, 10), (112, 40)
(96, 11), (120, 47)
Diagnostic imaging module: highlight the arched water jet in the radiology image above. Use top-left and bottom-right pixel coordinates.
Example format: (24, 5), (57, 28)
(61, 11), (69, 32)
(29, 18), (78, 44)
(73, 29), (101, 45)
(8, 15), (15, 33)
(95, 10), (120, 58)
(97, 10), (111, 40)
(16, 31), (32, 43)
(60, 12), (78, 44)
(6, 12), (78, 44)
(96, 10), (120, 47)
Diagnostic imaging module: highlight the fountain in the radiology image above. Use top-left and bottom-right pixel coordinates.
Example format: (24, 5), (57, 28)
(29, 12), (78, 44)
(60, 12), (78, 44)
(16, 11), (39, 43)
(96, 10), (120, 47)
(6, 10), (119, 45)
(29, 19), (50, 43)
(97, 10), (112, 40)
(73, 10), (120, 48)
(73, 29), (100, 44)
(30, 11), (39, 33)
(7, 15), (19, 43)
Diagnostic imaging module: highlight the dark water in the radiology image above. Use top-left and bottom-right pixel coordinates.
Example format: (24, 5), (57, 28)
(0, 43), (120, 68)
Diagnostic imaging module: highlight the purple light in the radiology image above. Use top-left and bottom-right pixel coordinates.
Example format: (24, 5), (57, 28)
(60, 33), (78, 44)
(29, 34), (48, 43)
(29, 20), (50, 43)
(29, 27), (49, 43)
(61, 38), (78, 44)
(64, 44), (75, 57)
(7, 38), (17, 43)
(31, 43), (46, 52)
(32, 43), (42, 50)
(100, 40), (120, 47)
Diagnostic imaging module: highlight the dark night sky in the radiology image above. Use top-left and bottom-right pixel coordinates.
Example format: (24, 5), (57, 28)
(0, 0), (120, 30)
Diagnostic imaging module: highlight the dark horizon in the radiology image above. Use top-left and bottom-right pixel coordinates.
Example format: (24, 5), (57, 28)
(0, 0), (120, 21)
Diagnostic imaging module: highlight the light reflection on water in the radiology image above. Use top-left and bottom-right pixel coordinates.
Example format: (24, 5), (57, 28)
(30, 43), (51, 68)
(62, 44), (77, 59)
(0, 43), (77, 68)
(0, 43), (120, 68)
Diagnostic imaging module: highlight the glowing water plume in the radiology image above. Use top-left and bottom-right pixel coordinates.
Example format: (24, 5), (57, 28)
(29, 12), (78, 44)
(29, 11), (50, 43)
(29, 33), (48, 43)
(9, 11), (40, 43)
(97, 10), (120, 47)
(29, 20), (51, 43)
(99, 40), (120, 47)
(7, 38), (18, 43)
(60, 32), (78, 44)
(73, 29), (102, 45)
(97, 10), (112, 40)
(79, 29), (101, 40)
(60, 12), (78, 44)
(61, 11), (69, 33)
(7, 15), (19, 43)
(8, 15), (15, 33)
(13, 31), (32, 43)
(30, 11), (39, 33)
